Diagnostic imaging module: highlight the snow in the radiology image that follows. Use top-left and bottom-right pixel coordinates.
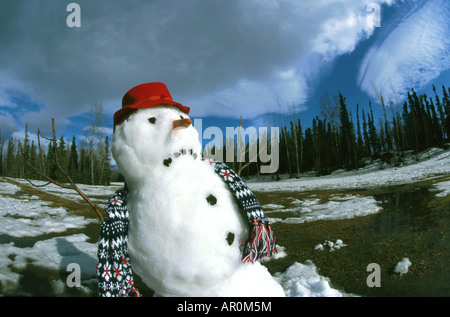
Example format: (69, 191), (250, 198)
(0, 178), (99, 295)
(249, 148), (450, 192)
(1, 147), (448, 296)
(432, 180), (450, 198)
(394, 258), (412, 275)
(0, 193), (96, 237)
(314, 239), (347, 252)
(274, 261), (351, 297)
(267, 194), (382, 224)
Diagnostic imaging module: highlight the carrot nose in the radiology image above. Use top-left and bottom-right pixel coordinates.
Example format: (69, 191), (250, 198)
(173, 118), (192, 129)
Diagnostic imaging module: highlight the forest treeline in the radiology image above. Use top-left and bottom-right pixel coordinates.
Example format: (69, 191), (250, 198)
(0, 84), (449, 184)
(0, 128), (115, 185)
(0, 104), (117, 185)
(221, 84), (450, 178)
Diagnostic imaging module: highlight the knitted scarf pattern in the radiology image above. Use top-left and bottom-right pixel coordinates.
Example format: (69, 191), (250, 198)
(97, 188), (141, 297)
(97, 160), (276, 297)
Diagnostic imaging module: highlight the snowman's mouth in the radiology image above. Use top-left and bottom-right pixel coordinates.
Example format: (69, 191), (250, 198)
(163, 148), (199, 167)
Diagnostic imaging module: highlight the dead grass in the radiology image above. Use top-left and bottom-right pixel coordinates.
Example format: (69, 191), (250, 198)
(1, 177), (106, 220)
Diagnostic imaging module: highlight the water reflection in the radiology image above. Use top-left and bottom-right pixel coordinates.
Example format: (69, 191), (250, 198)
(370, 185), (449, 235)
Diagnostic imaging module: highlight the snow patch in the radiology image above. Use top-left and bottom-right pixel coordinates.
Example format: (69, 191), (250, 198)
(432, 180), (450, 198)
(270, 195), (382, 224)
(394, 258), (411, 275)
(314, 239), (347, 252)
(274, 260), (351, 297)
(0, 193), (96, 237)
(249, 148), (450, 192)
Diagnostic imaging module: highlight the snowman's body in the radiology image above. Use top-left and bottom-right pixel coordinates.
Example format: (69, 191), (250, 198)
(112, 106), (285, 297)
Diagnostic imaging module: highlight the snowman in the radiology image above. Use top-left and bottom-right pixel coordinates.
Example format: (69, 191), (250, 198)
(97, 82), (285, 297)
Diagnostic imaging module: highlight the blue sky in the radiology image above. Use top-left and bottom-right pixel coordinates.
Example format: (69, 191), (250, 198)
(0, 0), (449, 148)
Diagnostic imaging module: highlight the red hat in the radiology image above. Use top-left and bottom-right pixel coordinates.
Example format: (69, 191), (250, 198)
(114, 82), (190, 127)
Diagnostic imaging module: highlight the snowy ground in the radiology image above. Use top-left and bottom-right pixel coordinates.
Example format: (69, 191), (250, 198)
(249, 147), (450, 192)
(1, 148), (449, 297)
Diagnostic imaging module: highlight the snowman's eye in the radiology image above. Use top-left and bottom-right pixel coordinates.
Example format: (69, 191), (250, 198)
(148, 117), (157, 124)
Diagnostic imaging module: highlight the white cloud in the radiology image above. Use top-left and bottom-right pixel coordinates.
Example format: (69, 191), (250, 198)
(0, 0), (394, 131)
(358, 0), (450, 102)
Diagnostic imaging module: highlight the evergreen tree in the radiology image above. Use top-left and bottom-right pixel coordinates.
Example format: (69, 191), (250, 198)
(54, 136), (67, 181)
(99, 136), (112, 185)
(338, 92), (355, 168)
(79, 147), (90, 184)
(442, 85), (450, 141)
(302, 127), (314, 172)
(368, 102), (380, 156)
(46, 140), (57, 179)
(30, 140), (37, 174)
(5, 138), (15, 177)
(22, 124), (31, 178)
(433, 84), (447, 140)
(356, 104), (365, 165)
(68, 135), (79, 182)
(15, 140), (24, 178)
(362, 109), (371, 157)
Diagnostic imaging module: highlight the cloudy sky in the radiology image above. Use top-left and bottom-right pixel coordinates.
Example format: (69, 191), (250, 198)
(0, 0), (449, 142)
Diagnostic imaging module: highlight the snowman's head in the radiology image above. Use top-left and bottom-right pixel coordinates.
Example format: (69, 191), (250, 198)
(112, 105), (201, 183)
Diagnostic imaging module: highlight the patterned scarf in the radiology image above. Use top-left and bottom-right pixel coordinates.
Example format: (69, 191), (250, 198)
(96, 160), (277, 297)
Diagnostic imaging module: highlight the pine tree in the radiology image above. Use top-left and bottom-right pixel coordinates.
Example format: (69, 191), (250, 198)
(79, 147), (90, 184)
(99, 136), (112, 185)
(15, 140), (24, 178)
(356, 104), (365, 166)
(302, 127), (314, 172)
(54, 136), (68, 181)
(433, 84), (447, 140)
(362, 109), (371, 157)
(30, 140), (38, 176)
(442, 85), (450, 142)
(22, 124), (31, 178)
(5, 138), (15, 177)
(312, 118), (321, 172)
(68, 135), (79, 182)
(368, 102), (380, 157)
(338, 92), (355, 168)
(46, 140), (57, 179)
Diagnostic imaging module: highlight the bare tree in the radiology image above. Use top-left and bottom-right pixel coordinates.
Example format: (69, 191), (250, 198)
(235, 116), (268, 177)
(84, 103), (104, 185)
(320, 91), (339, 128)
(371, 81), (393, 152)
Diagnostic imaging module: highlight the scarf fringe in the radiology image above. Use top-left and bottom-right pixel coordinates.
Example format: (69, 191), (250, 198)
(240, 219), (277, 263)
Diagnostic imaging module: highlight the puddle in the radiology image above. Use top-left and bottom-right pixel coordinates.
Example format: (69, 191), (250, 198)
(255, 183), (450, 296)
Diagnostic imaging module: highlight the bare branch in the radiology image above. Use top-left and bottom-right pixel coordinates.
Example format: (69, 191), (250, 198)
(24, 118), (104, 220)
